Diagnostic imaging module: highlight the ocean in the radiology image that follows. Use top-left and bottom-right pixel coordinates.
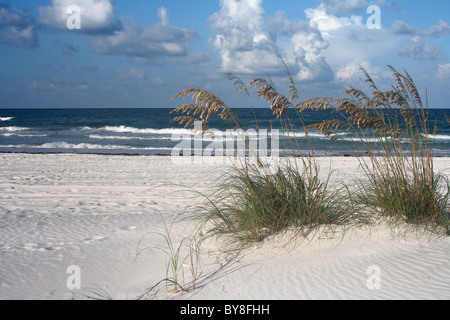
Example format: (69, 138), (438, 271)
(0, 108), (449, 157)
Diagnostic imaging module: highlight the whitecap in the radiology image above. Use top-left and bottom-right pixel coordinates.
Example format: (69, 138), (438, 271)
(0, 126), (30, 132)
(88, 134), (174, 141)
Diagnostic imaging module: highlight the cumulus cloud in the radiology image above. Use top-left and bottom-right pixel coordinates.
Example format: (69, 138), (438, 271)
(0, 4), (38, 48)
(391, 19), (449, 61)
(209, 0), (266, 52)
(391, 20), (418, 36)
(37, 0), (121, 34)
(0, 25), (38, 48)
(0, 4), (30, 27)
(305, 3), (364, 34)
(302, 1), (398, 85)
(90, 7), (205, 65)
(424, 20), (450, 38)
(335, 63), (363, 83)
(335, 61), (390, 85)
(208, 0), (280, 74)
(398, 36), (445, 60)
(392, 19), (450, 38)
(91, 23), (193, 57)
(209, 0), (333, 82)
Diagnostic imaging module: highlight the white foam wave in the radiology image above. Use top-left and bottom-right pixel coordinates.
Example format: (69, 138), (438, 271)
(81, 126), (194, 135)
(89, 133), (279, 142)
(0, 117), (14, 121)
(281, 132), (326, 139)
(43, 142), (124, 149)
(339, 136), (411, 144)
(0, 126), (30, 132)
(40, 142), (143, 150)
(427, 134), (450, 141)
(337, 134), (450, 143)
(0, 133), (48, 138)
(88, 134), (174, 141)
(80, 125), (329, 139)
(0, 142), (173, 151)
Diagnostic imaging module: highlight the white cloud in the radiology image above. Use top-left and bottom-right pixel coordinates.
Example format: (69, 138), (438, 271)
(0, 6), (30, 27)
(0, 25), (38, 48)
(305, 3), (364, 35)
(398, 36), (445, 60)
(37, 0), (121, 34)
(157, 7), (169, 27)
(0, 4), (38, 48)
(90, 7), (206, 65)
(91, 22), (198, 62)
(335, 61), (391, 86)
(391, 19), (450, 38)
(437, 63), (450, 79)
(303, 3), (397, 84)
(287, 28), (333, 81)
(424, 20), (450, 38)
(391, 20), (418, 36)
(209, 0), (333, 82)
(209, 0), (282, 74)
(390, 19), (449, 61)
(335, 63), (361, 82)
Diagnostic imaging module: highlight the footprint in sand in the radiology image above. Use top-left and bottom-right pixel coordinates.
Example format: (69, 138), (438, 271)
(22, 242), (65, 252)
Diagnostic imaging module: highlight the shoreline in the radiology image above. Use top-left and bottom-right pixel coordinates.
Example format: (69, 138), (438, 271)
(0, 153), (449, 300)
(1, 147), (450, 158)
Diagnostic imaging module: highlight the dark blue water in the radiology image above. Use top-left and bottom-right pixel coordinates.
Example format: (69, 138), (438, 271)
(0, 108), (449, 156)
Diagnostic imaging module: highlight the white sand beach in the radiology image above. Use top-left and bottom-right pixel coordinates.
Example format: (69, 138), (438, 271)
(0, 153), (449, 300)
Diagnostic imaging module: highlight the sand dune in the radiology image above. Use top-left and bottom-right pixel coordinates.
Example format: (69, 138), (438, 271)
(0, 153), (448, 300)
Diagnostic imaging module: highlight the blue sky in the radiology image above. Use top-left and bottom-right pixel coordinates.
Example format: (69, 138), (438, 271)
(0, 0), (449, 109)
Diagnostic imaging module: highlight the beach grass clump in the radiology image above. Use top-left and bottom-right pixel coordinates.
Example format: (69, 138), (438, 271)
(356, 170), (450, 235)
(170, 67), (355, 248)
(305, 66), (450, 235)
(170, 63), (449, 244)
(195, 161), (350, 247)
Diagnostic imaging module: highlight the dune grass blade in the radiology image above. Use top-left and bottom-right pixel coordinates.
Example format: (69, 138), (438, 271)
(135, 213), (203, 297)
(83, 286), (115, 300)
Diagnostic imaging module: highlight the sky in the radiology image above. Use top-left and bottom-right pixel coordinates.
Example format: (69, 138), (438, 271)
(0, 0), (449, 109)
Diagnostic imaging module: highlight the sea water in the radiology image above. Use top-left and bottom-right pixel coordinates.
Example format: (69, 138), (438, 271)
(1, 108), (449, 156)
